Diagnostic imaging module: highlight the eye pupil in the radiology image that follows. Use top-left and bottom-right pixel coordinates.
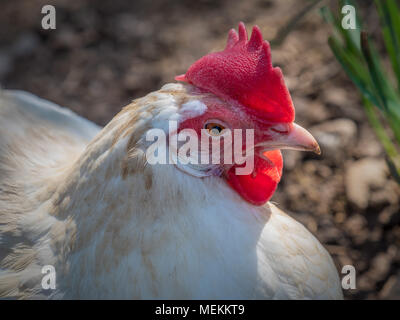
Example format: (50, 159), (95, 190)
(212, 126), (222, 134)
(205, 122), (225, 136)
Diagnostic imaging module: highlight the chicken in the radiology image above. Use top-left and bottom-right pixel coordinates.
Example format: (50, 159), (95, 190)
(0, 23), (343, 299)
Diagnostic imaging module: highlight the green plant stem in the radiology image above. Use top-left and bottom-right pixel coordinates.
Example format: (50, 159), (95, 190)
(362, 97), (400, 167)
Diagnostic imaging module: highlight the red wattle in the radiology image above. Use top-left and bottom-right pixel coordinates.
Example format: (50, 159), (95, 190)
(225, 150), (283, 206)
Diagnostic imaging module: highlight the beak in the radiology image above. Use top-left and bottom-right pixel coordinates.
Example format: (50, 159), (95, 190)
(256, 123), (321, 155)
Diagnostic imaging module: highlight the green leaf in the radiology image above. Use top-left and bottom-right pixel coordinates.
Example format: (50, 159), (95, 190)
(361, 32), (400, 144)
(375, 0), (400, 90)
(362, 97), (397, 158)
(386, 156), (400, 185)
(322, 1), (400, 185)
(339, 0), (362, 53)
(328, 35), (380, 107)
(362, 98), (400, 183)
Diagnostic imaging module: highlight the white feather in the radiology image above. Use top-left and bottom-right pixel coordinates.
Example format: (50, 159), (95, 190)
(0, 85), (343, 299)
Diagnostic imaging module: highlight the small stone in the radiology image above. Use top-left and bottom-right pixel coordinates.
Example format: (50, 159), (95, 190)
(354, 124), (383, 158)
(310, 118), (357, 163)
(379, 274), (400, 299)
(11, 33), (40, 57)
(344, 214), (367, 235)
(322, 87), (364, 121)
(334, 212), (346, 224)
(345, 158), (388, 209)
(357, 275), (375, 291)
(281, 150), (302, 171)
(369, 253), (391, 282)
(293, 96), (331, 124)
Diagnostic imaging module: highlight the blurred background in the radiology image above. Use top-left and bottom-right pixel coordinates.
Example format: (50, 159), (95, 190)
(0, 0), (399, 299)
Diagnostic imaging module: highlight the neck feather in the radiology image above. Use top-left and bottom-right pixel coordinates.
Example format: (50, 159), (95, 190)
(46, 83), (269, 298)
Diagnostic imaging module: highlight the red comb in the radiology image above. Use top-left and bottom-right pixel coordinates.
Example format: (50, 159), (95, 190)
(175, 22), (295, 123)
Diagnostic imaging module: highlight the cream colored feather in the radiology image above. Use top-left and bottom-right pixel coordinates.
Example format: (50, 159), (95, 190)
(0, 84), (343, 299)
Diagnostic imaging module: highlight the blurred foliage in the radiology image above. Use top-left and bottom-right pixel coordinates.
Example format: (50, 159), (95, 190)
(270, 0), (324, 47)
(321, 0), (400, 184)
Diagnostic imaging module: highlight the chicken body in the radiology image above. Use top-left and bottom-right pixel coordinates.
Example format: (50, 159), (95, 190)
(0, 84), (343, 299)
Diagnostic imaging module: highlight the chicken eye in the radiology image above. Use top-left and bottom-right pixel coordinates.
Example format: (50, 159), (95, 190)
(205, 122), (226, 136)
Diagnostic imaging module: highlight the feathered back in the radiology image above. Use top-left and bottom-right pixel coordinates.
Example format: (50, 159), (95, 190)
(0, 90), (100, 298)
(176, 22), (295, 123)
(0, 90), (100, 193)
